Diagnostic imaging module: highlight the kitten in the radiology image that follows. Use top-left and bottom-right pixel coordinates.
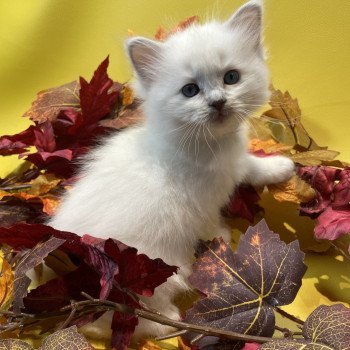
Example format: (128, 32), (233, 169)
(49, 0), (294, 338)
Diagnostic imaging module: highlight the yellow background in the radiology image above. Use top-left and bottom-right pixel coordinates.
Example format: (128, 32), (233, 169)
(0, 0), (350, 338)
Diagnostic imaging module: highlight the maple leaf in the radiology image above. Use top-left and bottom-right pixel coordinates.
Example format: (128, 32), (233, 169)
(22, 81), (80, 124)
(0, 223), (177, 349)
(249, 138), (292, 155)
(259, 304), (350, 350)
(12, 236), (65, 313)
(183, 220), (307, 348)
(225, 185), (263, 222)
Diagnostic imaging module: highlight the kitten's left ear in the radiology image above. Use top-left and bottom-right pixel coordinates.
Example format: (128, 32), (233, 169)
(225, 1), (263, 53)
(126, 37), (162, 88)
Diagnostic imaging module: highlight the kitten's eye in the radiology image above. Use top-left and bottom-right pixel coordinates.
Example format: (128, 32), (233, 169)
(224, 70), (240, 85)
(181, 83), (200, 98)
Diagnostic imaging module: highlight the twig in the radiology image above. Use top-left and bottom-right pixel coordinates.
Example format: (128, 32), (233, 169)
(60, 292), (285, 345)
(0, 184), (32, 191)
(275, 307), (304, 326)
(156, 330), (188, 341)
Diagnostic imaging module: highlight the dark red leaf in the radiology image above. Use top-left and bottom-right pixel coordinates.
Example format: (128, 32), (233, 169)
(0, 126), (36, 156)
(111, 311), (138, 350)
(225, 185), (263, 222)
(183, 220), (306, 348)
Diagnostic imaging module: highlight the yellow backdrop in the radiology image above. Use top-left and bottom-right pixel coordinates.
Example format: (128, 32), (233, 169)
(0, 0), (350, 338)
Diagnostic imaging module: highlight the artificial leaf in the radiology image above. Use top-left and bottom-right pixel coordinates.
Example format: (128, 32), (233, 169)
(12, 236), (65, 313)
(314, 207), (350, 241)
(303, 304), (350, 349)
(268, 175), (316, 204)
(40, 326), (95, 350)
(0, 256), (13, 310)
(225, 184), (263, 222)
(262, 87), (322, 151)
(249, 138), (292, 155)
(183, 219), (307, 348)
(121, 85), (134, 107)
(0, 339), (33, 350)
(155, 16), (199, 41)
(26, 174), (61, 196)
(0, 126), (36, 156)
(290, 149), (340, 166)
(332, 167), (350, 208)
(22, 81), (80, 124)
(260, 304), (350, 349)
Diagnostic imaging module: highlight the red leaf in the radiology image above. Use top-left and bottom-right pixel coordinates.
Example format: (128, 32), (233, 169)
(0, 126), (36, 156)
(314, 207), (350, 241)
(225, 185), (263, 222)
(111, 311), (138, 350)
(333, 167), (350, 209)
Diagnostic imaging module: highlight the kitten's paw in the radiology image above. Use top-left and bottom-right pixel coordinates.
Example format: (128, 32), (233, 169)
(267, 156), (295, 184)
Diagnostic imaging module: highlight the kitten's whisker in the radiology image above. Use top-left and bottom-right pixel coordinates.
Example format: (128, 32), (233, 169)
(202, 123), (217, 161)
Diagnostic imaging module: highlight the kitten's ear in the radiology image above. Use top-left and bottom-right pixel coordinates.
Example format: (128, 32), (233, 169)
(126, 37), (162, 88)
(225, 1), (262, 52)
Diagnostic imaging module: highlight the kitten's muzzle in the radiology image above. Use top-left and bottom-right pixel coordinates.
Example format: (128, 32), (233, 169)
(209, 98), (227, 111)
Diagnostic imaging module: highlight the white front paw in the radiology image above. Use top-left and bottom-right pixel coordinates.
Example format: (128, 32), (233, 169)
(268, 156), (295, 184)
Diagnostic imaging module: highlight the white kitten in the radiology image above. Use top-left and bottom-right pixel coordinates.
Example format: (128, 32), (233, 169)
(50, 0), (294, 338)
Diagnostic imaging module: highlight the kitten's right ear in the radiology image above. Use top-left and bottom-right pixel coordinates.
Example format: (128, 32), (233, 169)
(126, 37), (162, 88)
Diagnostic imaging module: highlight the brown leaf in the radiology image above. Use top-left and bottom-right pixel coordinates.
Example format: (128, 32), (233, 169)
(0, 256), (13, 310)
(100, 100), (144, 130)
(262, 86), (323, 151)
(0, 339), (33, 350)
(290, 149), (340, 166)
(121, 85), (134, 107)
(40, 326), (95, 350)
(23, 81), (80, 124)
(268, 175), (316, 204)
(13, 236), (65, 313)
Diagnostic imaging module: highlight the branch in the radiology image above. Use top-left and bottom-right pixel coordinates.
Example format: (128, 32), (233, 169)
(59, 292), (285, 345)
(275, 307), (304, 326)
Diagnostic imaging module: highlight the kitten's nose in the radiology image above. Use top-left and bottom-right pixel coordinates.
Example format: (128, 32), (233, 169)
(210, 98), (227, 111)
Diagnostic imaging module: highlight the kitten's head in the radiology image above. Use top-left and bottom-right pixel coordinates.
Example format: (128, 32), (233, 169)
(126, 1), (269, 139)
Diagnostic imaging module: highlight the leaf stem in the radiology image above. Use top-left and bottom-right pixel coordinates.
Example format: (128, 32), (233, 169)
(275, 307), (304, 325)
(0, 184), (32, 191)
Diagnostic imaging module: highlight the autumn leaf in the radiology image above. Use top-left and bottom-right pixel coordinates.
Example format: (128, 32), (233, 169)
(224, 184), (263, 222)
(0, 339), (34, 350)
(12, 236), (65, 313)
(249, 138), (292, 155)
(0, 256), (13, 310)
(183, 219), (307, 348)
(0, 126), (37, 156)
(22, 81), (80, 124)
(155, 16), (199, 41)
(259, 304), (350, 349)
(290, 149), (340, 166)
(268, 175), (316, 204)
(263, 87), (322, 151)
(40, 326), (95, 350)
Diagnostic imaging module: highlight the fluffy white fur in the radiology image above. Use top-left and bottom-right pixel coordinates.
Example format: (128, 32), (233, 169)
(49, 0), (294, 339)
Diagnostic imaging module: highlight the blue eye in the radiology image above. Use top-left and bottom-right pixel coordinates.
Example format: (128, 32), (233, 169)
(181, 83), (200, 97)
(224, 70), (240, 85)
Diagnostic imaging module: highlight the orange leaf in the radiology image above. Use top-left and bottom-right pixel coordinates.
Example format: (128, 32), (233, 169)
(155, 16), (199, 41)
(268, 175), (316, 204)
(138, 339), (162, 350)
(249, 138), (292, 154)
(0, 256), (14, 310)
